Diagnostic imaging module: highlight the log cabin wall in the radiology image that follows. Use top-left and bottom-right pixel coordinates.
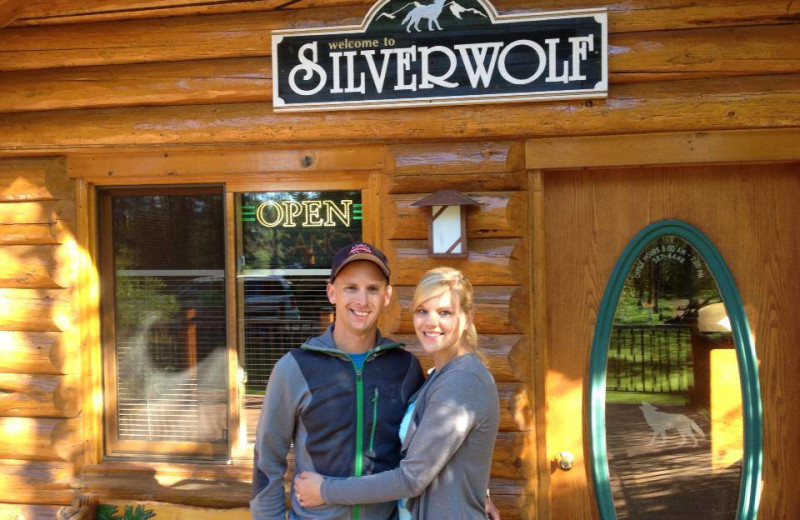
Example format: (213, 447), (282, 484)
(0, 0), (797, 519)
(0, 157), (81, 519)
(381, 141), (532, 518)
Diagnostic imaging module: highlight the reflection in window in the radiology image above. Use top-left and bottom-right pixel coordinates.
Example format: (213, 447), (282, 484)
(606, 236), (742, 519)
(236, 191), (362, 443)
(109, 190), (228, 448)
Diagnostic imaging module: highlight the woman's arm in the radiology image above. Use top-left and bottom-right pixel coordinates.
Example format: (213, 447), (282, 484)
(310, 370), (487, 505)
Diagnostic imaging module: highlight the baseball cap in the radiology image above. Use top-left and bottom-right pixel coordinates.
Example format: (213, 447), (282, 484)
(329, 242), (390, 283)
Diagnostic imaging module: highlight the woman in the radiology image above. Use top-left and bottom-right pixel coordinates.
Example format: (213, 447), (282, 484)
(295, 267), (500, 519)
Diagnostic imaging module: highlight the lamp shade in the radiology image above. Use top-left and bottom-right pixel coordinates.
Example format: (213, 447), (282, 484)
(412, 190), (479, 258)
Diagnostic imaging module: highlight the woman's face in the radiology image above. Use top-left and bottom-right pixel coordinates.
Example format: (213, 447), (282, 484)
(413, 289), (470, 367)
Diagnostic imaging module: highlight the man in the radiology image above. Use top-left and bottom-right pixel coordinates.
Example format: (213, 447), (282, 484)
(251, 242), (425, 520)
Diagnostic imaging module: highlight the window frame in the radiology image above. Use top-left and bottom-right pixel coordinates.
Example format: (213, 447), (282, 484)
(99, 185), (230, 458)
(78, 158), (382, 464)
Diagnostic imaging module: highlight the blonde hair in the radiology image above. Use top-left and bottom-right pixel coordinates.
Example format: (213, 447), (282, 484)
(412, 267), (483, 360)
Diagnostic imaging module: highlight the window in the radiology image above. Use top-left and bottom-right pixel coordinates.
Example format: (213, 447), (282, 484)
(100, 188), (228, 458)
(236, 191), (363, 444)
(100, 187), (364, 458)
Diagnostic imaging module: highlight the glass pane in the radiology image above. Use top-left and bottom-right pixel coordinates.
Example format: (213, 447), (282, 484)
(111, 191), (228, 446)
(606, 236), (742, 519)
(237, 191), (363, 443)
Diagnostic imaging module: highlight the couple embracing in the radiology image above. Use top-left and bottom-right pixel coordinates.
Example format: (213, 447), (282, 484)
(251, 242), (501, 520)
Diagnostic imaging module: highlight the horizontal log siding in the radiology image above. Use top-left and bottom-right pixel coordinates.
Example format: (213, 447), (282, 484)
(0, 373), (79, 417)
(0, 157), (81, 515)
(0, 504), (64, 520)
(2, 74), (799, 153)
(383, 140), (530, 519)
(386, 192), (527, 240)
(395, 333), (529, 383)
(0, 417), (82, 461)
(9, 0), (800, 33)
(0, 22), (798, 114)
(0, 332), (75, 375)
(0, 459), (75, 505)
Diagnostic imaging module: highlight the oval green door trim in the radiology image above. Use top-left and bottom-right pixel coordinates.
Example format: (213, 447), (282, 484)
(588, 219), (762, 520)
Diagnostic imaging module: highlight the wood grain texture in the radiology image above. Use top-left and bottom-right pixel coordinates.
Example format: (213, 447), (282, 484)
(496, 381), (528, 432)
(0, 221), (68, 245)
(543, 162), (800, 519)
(0, 157), (70, 201)
(0, 331), (74, 375)
(491, 431), (534, 481)
(389, 170), (527, 194)
(0, 58), (271, 113)
(0, 245), (73, 288)
(0, 201), (74, 225)
(390, 141), (525, 177)
(526, 128), (800, 169)
(395, 333), (529, 382)
(388, 141), (526, 193)
(2, 23), (798, 114)
(0, 417), (81, 461)
(68, 146), (385, 179)
(11, 0), (363, 26)
(0, 373), (79, 417)
(386, 238), (528, 286)
(71, 474), (251, 509)
(609, 23), (800, 84)
(387, 285), (528, 336)
(0, 288), (73, 332)
(0, 504), (64, 520)
(2, 74), (798, 153)
(8, 0), (800, 34)
(0, 7), (360, 71)
(385, 192), (526, 240)
(0, 460), (75, 505)
(0, 0), (24, 27)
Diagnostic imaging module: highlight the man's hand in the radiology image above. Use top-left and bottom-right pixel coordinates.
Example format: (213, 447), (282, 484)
(294, 471), (325, 508)
(485, 496), (500, 520)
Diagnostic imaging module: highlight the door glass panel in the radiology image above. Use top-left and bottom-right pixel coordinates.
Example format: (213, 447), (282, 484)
(109, 189), (228, 447)
(236, 190), (363, 443)
(606, 235), (742, 519)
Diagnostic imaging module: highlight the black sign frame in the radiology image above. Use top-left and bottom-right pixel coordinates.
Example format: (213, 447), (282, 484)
(272, 0), (607, 112)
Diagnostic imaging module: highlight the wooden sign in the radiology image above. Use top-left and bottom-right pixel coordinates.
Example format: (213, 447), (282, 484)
(272, 0), (607, 112)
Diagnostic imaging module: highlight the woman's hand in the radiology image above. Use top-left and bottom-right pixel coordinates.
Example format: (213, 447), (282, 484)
(485, 496), (501, 519)
(294, 471), (325, 508)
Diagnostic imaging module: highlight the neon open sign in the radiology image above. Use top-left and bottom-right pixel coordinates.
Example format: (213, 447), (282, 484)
(272, 0), (607, 111)
(242, 199), (360, 228)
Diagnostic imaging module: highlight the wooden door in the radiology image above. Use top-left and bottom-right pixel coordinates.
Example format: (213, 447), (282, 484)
(543, 163), (800, 519)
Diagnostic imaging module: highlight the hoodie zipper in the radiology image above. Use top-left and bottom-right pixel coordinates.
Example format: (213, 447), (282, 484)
(302, 342), (401, 520)
(352, 362), (364, 520)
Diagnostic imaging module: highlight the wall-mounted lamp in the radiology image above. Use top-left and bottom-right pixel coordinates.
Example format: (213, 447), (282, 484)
(411, 190), (480, 258)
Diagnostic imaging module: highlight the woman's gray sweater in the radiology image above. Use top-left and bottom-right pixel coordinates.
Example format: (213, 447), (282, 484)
(321, 353), (500, 519)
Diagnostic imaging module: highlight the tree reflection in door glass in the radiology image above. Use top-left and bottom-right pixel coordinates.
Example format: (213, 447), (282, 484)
(606, 236), (742, 519)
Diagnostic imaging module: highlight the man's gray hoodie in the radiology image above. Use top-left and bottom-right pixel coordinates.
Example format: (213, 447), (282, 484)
(250, 325), (424, 520)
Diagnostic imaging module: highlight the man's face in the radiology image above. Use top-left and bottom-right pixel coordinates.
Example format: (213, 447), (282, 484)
(327, 260), (392, 337)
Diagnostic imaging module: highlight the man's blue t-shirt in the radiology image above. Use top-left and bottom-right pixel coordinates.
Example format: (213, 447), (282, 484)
(348, 352), (369, 370)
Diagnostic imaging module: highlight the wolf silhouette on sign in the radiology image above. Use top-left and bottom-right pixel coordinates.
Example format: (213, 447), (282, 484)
(640, 402), (706, 447)
(377, 0), (486, 32)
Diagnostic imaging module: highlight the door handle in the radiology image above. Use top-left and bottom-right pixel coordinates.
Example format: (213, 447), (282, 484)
(555, 451), (574, 471)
